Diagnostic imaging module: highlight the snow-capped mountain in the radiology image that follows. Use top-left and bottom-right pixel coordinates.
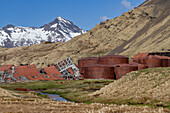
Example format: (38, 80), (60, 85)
(0, 16), (86, 48)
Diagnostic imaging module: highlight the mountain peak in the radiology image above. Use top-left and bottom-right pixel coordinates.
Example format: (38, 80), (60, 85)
(41, 16), (84, 34)
(56, 16), (65, 21)
(2, 24), (15, 30)
(51, 16), (72, 25)
(0, 17), (85, 48)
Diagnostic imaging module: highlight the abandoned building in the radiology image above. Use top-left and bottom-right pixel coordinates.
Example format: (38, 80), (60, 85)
(0, 65), (15, 82)
(40, 66), (64, 80)
(0, 52), (169, 83)
(0, 57), (81, 83)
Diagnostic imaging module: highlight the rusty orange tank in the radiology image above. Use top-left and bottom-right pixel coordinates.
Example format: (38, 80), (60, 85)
(99, 55), (129, 65)
(146, 56), (167, 68)
(138, 64), (148, 70)
(114, 64), (138, 79)
(153, 55), (169, 67)
(78, 57), (99, 74)
(83, 65), (116, 79)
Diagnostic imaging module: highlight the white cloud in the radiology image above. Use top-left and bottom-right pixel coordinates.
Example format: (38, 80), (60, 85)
(121, 0), (132, 9)
(100, 16), (110, 21)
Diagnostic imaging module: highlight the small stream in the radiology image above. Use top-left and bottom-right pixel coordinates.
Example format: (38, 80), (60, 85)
(38, 92), (71, 102)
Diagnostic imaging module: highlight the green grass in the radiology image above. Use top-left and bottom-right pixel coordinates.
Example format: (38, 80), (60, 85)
(0, 79), (114, 103)
(0, 67), (169, 109)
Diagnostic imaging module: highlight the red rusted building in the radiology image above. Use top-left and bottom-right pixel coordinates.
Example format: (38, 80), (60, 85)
(0, 65), (13, 72)
(41, 66), (64, 80)
(1, 52), (169, 82)
(13, 64), (43, 81)
(132, 52), (170, 68)
(0, 65), (14, 82)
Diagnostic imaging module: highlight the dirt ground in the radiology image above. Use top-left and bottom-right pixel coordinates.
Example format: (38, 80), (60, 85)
(0, 88), (169, 113)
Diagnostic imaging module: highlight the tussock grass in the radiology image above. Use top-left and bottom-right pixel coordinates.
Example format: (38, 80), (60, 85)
(0, 79), (114, 102)
(90, 67), (170, 108)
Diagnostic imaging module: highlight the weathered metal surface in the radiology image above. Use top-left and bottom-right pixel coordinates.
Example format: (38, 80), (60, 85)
(99, 55), (129, 65)
(56, 57), (81, 79)
(153, 55), (169, 67)
(148, 52), (170, 57)
(168, 59), (170, 67)
(78, 57), (99, 74)
(132, 53), (149, 61)
(139, 58), (148, 64)
(162, 59), (169, 67)
(146, 56), (162, 68)
(83, 65), (116, 79)
(114, 64), (138, 79)
(138, 64), (148, 70)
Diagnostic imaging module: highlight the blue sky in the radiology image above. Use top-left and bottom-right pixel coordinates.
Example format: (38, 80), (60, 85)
(0, 0), (145, 30)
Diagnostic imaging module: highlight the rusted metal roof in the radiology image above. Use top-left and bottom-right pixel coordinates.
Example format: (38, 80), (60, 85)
(44, 66), (62, 76)
(13, 64), (42, 81)
(0, 65), (13, 72)
(43, 66), (62, 80)
(132, 53), (149, 61)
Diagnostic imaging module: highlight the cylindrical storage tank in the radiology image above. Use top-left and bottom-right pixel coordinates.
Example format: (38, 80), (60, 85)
(146, 57), (162, 68)
(129, 61), (139, 65)
(162, 59), (168, 67)
(99, 55), (129, 65)
(154, 55), (169, 67)
(83, 65), (116, 79)
(78, 57), (99, 74)
(138, 64), (148, 70)
(161, 56), (170, 67)
(114, 64), (138, 79)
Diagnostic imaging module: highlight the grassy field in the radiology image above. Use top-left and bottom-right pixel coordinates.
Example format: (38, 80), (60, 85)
(0, 79), (114, 102)
(1, 87), (168, 113)
(0, 67), (169, 109)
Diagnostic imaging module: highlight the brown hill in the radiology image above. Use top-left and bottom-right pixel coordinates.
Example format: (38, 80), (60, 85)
(90, 67), (170, 107)
(0, 0), (169, 68)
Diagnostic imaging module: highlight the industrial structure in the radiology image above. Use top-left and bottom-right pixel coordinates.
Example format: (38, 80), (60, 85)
(0, 52), (169, 83)
(0, 58), (81, 83)
(55, 57), (81, 80)
(79, 52), (170, 80)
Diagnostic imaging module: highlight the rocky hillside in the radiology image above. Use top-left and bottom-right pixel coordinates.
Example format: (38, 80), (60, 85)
(0, 0), (169, 68)
(0, 17), (85, 48)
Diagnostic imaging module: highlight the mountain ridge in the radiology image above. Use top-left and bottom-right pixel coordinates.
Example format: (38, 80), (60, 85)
(0, 16), (85, 48)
